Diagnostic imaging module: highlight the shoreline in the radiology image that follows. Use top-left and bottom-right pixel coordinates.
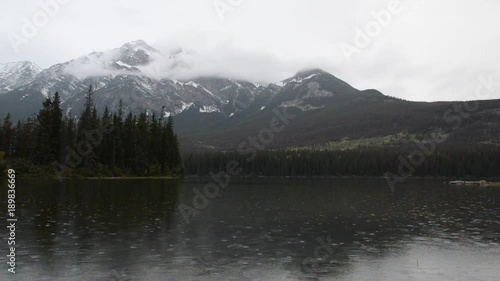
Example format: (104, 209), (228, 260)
(449, 180), (500, 187)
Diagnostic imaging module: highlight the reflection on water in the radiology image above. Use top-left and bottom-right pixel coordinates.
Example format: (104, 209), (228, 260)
(0, 178), (499, 280)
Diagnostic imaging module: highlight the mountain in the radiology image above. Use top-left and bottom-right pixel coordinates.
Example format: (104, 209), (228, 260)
(174, 69), (500, 150)
(0, 40), (259, 120)
(0, 61), (41, 94)
(0, 40), (499, 151)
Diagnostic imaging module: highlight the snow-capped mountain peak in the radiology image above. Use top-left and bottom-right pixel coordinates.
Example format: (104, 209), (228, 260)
(0, 40), (355, 122)
(283, 69), (328, 84)
(61, 40), (161, 80)
(122, 40), (158, 53)
(0, 61), (41, 94)
(117, 40), (159, 66)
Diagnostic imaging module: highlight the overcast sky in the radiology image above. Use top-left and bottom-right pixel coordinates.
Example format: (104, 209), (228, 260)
(1, 0), (499, 101)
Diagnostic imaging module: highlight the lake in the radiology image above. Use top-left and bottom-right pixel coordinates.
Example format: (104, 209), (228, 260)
(1, 178), (499, 280)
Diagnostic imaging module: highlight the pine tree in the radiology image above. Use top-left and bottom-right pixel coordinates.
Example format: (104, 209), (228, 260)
(33, 97), (54, 164)
(123, 112), (137, 172)
(111, 100), (125, 171)
(51, 92), (63, 161)
(163, 116), (183, 176)
(148, 113), (161, 174)
(99, 106), (113, 168)
(77, 86), (95, 141)
(136, 112), (149, 175)
(0, 114), (13, 158)
(77, 86), (97, 168)
(62, 114), (76, 154)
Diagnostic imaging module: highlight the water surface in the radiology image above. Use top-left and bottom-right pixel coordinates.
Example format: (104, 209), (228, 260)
(1, 178), (499, 280)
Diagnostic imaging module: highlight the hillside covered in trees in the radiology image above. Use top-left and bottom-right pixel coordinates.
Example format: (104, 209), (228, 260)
(0, 87), (184, 178)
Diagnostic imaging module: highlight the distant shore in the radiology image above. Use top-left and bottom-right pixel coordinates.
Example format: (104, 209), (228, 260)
(449, 180), (500, 187)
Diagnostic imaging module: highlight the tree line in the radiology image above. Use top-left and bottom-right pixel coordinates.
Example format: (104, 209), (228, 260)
(184, 145), (500, 179)
(0, 86), (184, 178)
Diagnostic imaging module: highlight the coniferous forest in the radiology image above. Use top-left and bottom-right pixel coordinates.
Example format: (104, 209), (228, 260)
(0, 87), (184, 178)
(183, 145), (500, 179)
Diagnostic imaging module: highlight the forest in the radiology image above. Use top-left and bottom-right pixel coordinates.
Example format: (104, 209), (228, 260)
(184, 145), (500, 179)
(0, 87), (184, 178)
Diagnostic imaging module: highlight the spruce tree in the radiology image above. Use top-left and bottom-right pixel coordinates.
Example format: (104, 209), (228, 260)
(100, 106), (113, 168)
(0, 114), (13, 158)
(148, 113), (161, 173)
(136, 112), (149, 175)
(51, 92), (63, 161)
(33, 97), (54, 164)
(163, 116), (183, 176)
(77, 86), (97, 168)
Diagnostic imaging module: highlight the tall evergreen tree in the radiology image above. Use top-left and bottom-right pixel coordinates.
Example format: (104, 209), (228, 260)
(148, 113), (161, 172)
(77, 86), (97, 167)
(163, 116), (183, 175)
(33, 97), (55, 164)
(50, 92), (63, 161)
(99, 106), (113, 168)
(111, 100), (125, 170)
(0, 114), (13, 157)
(136, 112), (149, 175)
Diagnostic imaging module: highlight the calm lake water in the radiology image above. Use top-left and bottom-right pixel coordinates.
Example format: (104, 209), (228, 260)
(1, 178), (499, 281)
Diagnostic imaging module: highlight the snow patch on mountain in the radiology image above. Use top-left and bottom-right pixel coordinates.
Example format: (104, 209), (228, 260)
(199, 105), (220, 113)
(288, 73), (318, 84)
(220, 85), (232, 92)
(40, 88), (50, 98)
(116, 61), (133, 68)
(180, 102), (194, 112)
(185, 81), (200, 88)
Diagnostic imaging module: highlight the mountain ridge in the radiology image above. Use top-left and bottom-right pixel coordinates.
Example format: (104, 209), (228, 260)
(0, 40), (366, 121)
